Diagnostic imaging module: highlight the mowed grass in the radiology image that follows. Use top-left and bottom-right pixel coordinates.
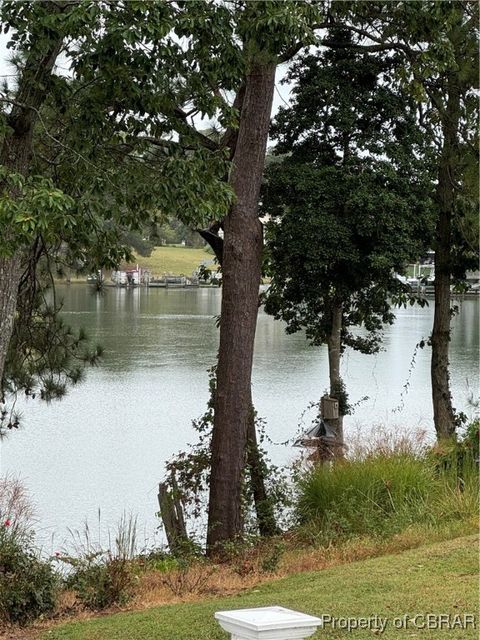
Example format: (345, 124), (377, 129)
(43, 535), (478, 640)
(130, 246), (213, 276)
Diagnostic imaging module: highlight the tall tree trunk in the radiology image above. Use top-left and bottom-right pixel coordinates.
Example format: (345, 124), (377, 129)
(0, 8), (64, 390)
(431, 74), (460, 441)
(206, 60), (276, 553)
(327, 303), (343, 456)
(200, 229), (277, 537)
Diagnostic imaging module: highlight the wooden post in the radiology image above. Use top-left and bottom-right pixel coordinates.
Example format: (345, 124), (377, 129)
(158, 474), (188, 555)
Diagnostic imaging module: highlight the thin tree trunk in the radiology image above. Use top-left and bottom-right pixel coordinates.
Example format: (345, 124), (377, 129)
(0, 257), (23, 394)
(431, 73), (460, 441)
(0, 8), (64, 391)
(157, 474), (188, 556)
(206, 60), (276, 553)
(246, 395), (278, 538)
(327, 303), (344, 456)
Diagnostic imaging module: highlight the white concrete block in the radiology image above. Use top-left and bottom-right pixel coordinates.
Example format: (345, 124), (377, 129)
(215, 606), (322, 640)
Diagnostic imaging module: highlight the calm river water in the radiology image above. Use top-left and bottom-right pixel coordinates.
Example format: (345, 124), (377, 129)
(1, 286), (478, 550)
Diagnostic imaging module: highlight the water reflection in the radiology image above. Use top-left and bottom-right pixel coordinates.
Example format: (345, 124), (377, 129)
(1, 286), (478, 549)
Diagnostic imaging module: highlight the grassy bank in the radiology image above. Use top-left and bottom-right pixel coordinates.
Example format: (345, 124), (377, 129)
(42, 534), (478, 639)
(131, 246), (213, 276)
(2, 436), (477, 637)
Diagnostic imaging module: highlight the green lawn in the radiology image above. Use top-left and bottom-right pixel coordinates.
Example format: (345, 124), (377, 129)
(43, 535), (478, 640)
(131, 246), (214, 276)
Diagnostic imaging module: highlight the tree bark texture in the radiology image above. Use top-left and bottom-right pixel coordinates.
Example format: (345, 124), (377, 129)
(206, 60), (276, 553)
(0, 10), (64, 390)
(197, 232), (277, 537)
(327, 303), (344, 456)
(0, 256), (23, 394)
(431, 73), (460, 440)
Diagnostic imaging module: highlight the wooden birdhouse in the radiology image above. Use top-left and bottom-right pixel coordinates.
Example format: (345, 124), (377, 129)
(320, 395), (339, 420)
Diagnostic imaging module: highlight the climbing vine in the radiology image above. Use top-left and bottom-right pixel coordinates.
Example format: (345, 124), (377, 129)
(162, 368), (293, 545)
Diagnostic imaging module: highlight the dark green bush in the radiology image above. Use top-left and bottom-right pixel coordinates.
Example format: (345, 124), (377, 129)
(430, 419), (480, 476)
(0, 527), (57, 625)
(136, 548), (178, 573)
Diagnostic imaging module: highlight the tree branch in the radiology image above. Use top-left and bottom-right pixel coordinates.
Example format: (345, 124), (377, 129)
(172, 106), (219, 151)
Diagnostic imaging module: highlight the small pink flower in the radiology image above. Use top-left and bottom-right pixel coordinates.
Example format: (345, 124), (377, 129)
(4, 519), (11, 527)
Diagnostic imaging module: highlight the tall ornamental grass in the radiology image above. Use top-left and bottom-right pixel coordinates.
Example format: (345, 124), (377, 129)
(60, 512), (138, 610)
(296, 440), (479, 539)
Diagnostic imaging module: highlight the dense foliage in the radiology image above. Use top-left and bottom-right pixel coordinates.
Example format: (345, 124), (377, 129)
(263, 38), (434, 354)
(0, 1), (235, 408)
(0, 524), (57, 625)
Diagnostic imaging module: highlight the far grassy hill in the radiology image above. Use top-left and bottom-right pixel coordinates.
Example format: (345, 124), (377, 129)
(130, 245), (214, 276)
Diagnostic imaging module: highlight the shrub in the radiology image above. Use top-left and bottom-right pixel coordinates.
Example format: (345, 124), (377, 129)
(0, 476), (57, 625)
(161, 557), (215, 596)
(60, 513), (137, 610)
(428, 426), (479, 523)
(0, 475), (35, 538)
(461, 418), (480, 452)
(136, 548), (178, 573)
(63, 553), (134, 610)
(217, 536), (286, 576)
(0, 525), (57, 625)
(260, 541), (285, 573)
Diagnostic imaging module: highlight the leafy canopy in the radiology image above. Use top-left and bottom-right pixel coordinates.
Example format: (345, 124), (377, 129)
(263, 35), (434, 352)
